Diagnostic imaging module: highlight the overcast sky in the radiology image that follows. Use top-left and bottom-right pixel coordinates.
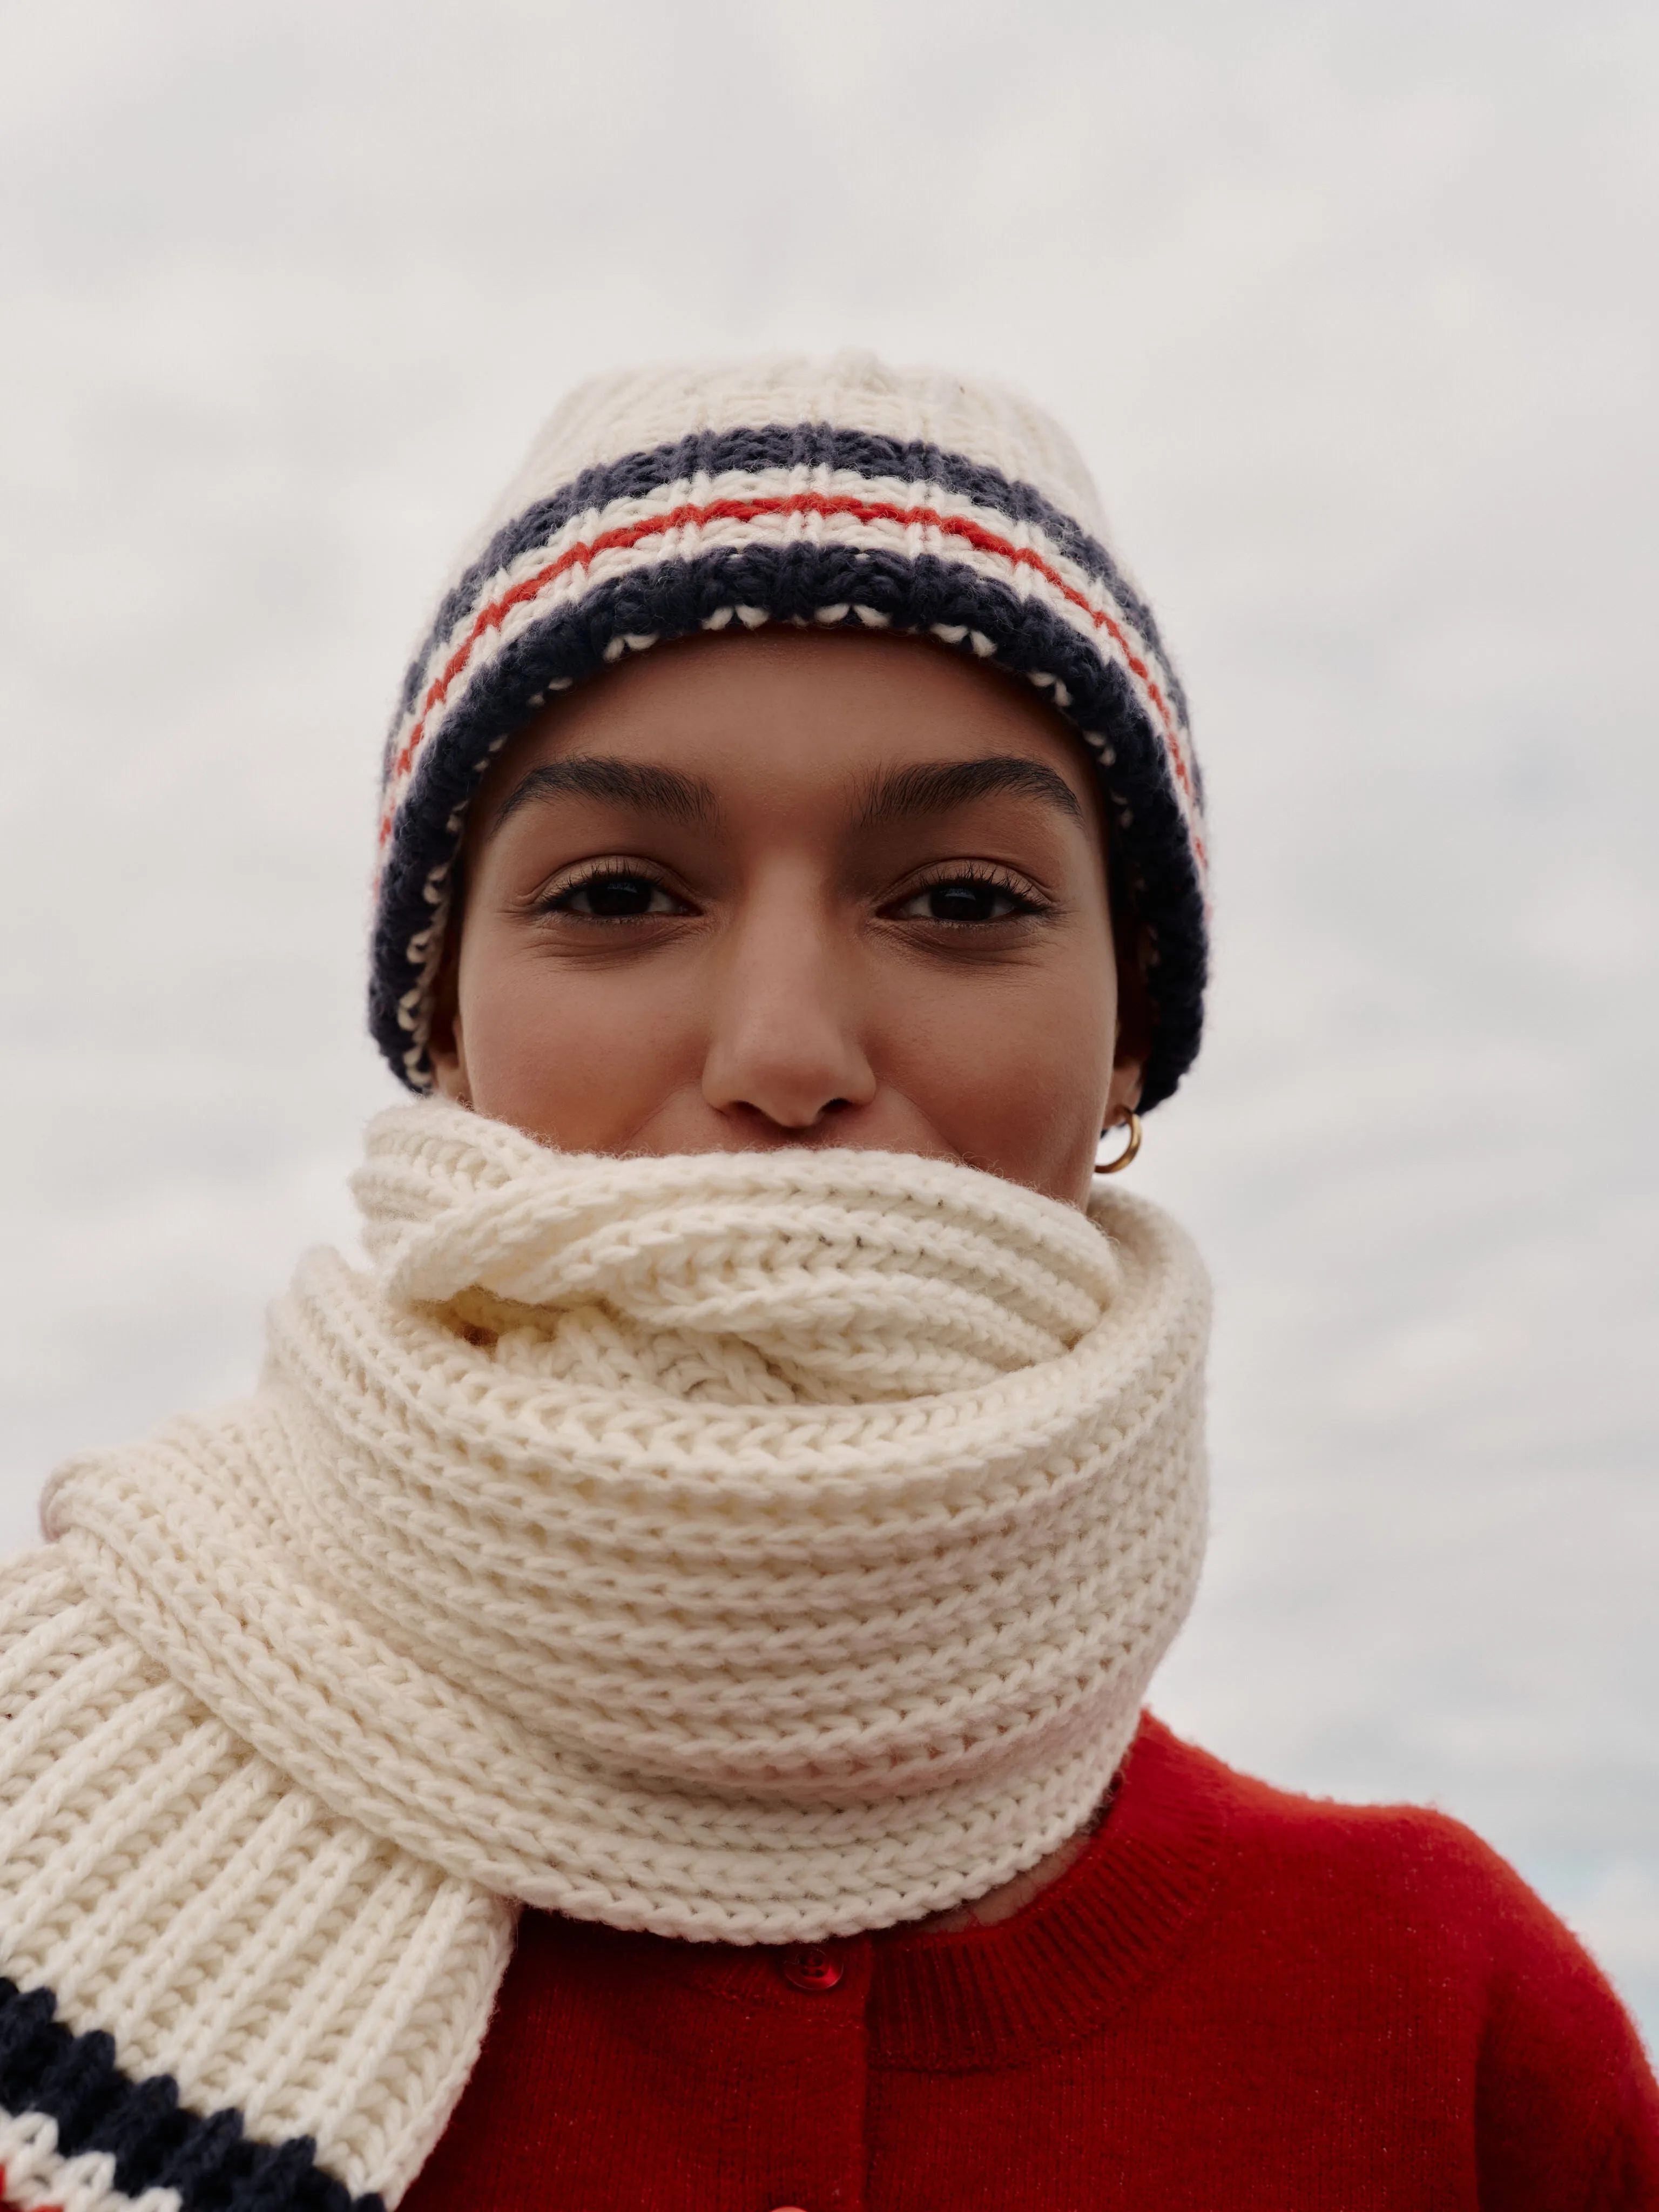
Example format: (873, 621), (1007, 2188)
(2, 0), (1655, 2038)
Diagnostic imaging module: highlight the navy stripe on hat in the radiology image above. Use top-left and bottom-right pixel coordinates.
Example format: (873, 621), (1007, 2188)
(394, 423), (1186, 734)
(370, 539), (1205, 1109)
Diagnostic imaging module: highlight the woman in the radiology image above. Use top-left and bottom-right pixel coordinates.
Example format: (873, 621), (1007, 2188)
(1, 356), (1653, 2211)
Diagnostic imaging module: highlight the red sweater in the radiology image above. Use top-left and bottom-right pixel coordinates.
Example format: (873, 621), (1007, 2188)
(403, 1717), (1659, 2210)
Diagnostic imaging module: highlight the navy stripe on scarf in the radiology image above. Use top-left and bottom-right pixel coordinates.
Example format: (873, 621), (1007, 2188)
(0, 1978), (380, 2212)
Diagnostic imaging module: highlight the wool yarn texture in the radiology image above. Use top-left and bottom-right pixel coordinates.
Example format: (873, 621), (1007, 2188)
(1, 1104), (1208, 2208)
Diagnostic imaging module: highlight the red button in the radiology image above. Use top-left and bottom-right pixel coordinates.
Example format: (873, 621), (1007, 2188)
(780, 1945), (843, 1991)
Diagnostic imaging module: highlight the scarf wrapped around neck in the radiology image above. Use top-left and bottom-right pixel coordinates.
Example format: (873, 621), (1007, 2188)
(0, 1106), (1208, 2210)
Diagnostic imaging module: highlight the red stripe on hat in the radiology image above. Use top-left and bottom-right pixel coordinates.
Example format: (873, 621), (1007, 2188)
(379, 491), (1198, 852)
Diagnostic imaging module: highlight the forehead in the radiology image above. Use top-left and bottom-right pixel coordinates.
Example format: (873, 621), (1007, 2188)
(471, 627), (1104, 824)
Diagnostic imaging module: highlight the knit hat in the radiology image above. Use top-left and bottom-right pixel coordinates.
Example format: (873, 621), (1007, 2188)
(370, 354), (1209, 1106)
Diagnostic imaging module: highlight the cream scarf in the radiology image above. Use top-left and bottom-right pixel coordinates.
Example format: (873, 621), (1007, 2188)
(0, 1105), (1208, 2206)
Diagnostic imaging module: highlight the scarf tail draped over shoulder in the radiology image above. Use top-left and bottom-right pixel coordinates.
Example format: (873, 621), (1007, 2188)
(0, 1106), (1209, 2209)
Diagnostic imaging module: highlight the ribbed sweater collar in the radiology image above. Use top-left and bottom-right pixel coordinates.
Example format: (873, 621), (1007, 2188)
(568, 1714), (1232, 2069)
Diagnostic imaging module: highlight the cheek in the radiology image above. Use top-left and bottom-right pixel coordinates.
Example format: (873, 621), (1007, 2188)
(882, 958), (1118, 1188)
(454, 930), (700, 1148)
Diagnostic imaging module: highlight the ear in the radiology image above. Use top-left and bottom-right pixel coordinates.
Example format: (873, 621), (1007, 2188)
(1103, 916), (1151, 1126)
(425, 931), (472, 1106)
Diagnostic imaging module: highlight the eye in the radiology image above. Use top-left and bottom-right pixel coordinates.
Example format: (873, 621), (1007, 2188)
(545, 868), (690, 919)
(888, 871), (1043, 924)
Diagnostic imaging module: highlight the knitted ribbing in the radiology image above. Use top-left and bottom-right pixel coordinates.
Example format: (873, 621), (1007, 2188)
(43, 1106), (1208, 1954)
(0, 1548), (512, 2208)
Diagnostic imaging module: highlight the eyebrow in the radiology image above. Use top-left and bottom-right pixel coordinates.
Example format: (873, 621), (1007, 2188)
(487, 757), (719, 837)
(853, 756), (1085, 830)
(485, 749), (1085, 842)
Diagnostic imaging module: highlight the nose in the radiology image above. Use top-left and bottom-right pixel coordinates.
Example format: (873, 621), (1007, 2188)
(700, 897), (876, 1136)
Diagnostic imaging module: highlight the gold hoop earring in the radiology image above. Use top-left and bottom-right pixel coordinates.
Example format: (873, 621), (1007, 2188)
(1096, 1109), (1142, 1175)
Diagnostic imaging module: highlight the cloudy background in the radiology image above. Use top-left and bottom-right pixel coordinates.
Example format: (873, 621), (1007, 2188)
(2, 0), (1655, 2040)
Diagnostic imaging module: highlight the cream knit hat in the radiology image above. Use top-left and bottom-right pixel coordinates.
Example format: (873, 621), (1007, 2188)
(369, 353), (1209, 1104)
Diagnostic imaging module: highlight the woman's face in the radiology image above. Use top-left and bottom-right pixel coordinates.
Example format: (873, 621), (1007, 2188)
(430, 629), (1143, 1209)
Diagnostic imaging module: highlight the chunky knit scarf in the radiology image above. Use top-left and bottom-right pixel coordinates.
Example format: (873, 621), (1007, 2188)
(0, 1107), (1208, 2211)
